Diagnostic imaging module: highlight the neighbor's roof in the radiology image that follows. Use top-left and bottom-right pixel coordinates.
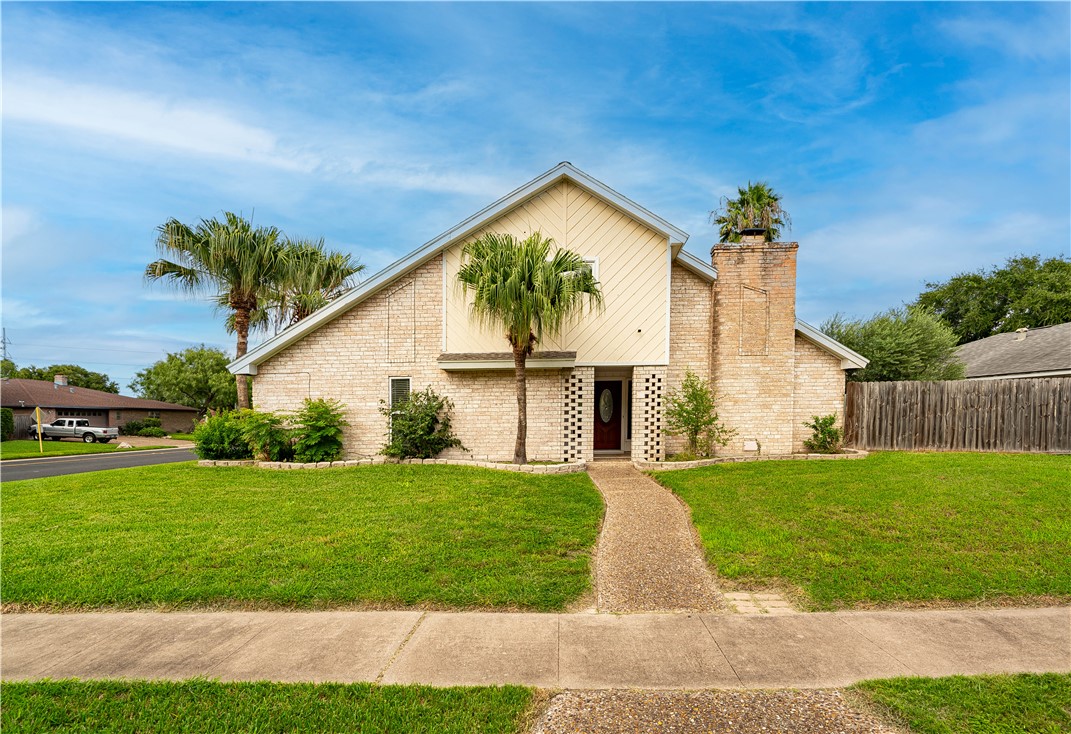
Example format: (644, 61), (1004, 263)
(0, 379), (198, 411)
(230, 162), (698, 375)
(956, 323), (1071, 379)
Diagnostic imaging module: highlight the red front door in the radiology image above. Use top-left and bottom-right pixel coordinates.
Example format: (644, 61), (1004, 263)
(593, 381), (622, 450)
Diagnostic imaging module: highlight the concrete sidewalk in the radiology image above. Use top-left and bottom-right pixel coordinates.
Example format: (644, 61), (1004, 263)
(3, 607), (1068, 689)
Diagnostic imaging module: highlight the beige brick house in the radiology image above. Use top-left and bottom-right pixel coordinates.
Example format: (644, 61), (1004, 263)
(230, 163), (866, 462)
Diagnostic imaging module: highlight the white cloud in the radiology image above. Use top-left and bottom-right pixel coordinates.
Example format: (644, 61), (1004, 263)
(0, 298), (63, 328)
(939, 8), (1071, 61)
(3, 74), (317, 172)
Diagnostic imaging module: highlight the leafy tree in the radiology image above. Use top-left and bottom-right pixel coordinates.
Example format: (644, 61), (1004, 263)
(711, 181), (791, 243)
(457, 232), (602, 464)
(1, 358), (15, 378)
(146, 212), (286, 409)
(1, 408), (14, 441)
(129, 345), (238, 416)
(664, 370), (736, 457)
(2, 362), (119, 393)
(915, 254), (1071, 344)
(822, 307), (965, 382)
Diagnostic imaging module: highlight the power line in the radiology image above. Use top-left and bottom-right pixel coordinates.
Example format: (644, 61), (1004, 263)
(14, 342), (190, 356)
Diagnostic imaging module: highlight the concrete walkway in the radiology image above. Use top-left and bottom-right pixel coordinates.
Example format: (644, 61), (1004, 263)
(588, 462), (721, 612)
(3, 607), (1068, 688)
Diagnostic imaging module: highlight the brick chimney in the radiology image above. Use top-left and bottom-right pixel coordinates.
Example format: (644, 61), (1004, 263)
(710, 238), (799, 454)
(54, 374), (68, 386)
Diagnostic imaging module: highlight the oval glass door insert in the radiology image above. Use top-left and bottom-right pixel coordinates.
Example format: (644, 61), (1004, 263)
(599, 389), (613, 423)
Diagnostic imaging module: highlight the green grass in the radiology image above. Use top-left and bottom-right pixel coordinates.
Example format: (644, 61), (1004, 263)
(167, 432), (196, 441)
(1, 463), (603, 611)
(0, 680), (533, 734)
(655, 452), (1070, 609)
(857, 673), (1071, 734)
(0, 440), (170, 460)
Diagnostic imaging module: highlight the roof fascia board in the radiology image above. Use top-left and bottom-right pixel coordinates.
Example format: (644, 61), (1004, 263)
(230, 162), (691, 375)
(438, 358), (575, 371)
(675, 250), (717, 281)
(795, 318), (870, 369)
(967, 369), (1071, 380)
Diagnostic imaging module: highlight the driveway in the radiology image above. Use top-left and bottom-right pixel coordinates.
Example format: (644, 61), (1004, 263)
(1, 448), (196, 482)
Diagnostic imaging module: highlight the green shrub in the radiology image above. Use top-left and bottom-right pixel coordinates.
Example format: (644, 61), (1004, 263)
(119, 419), (145, 436)
(293, 398), (348, 463)
(803, 413), (843, 453)
(379, 387), (463, 459)
(136, 427), (168, 438)
(1, 408), (14, 441)
(192, 412), (251, 460)
(235, 409), (293, 462)
(143, 417), (162, 429)
(664, 370), (737, 457)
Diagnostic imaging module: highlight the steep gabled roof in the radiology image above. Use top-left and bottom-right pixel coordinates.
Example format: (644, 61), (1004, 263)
(0, 378), (197, 411)
(956, 323), (1071, 378)
(231, 162), (692, 375)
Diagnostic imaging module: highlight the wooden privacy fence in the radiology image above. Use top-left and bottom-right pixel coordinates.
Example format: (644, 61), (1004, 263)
(844, 378), (1071, 453)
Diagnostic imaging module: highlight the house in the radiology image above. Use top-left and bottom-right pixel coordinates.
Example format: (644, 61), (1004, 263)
(230, 163), (867, 462)
(956, 323), (1071, 380)
(1, 375), (198, 437)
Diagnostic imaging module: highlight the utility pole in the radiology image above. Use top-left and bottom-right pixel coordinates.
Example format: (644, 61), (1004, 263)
(1, 328), (9, 362)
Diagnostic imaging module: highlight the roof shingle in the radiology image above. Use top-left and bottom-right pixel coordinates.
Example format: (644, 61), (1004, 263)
(0, 379), (197, 411)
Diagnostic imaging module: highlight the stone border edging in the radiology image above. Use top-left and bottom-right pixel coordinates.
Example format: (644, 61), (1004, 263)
(635, 448), (869, 471)
(197, 457), (588, 474)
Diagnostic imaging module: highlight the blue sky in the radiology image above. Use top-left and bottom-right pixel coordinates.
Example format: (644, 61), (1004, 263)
(3, 2), (1069, 390)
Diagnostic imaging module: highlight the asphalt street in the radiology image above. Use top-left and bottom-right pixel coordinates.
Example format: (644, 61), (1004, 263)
(1, 448), (196, 482)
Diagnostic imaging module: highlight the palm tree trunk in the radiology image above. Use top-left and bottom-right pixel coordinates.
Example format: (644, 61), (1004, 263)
(234, 307), (251, 410)
(512, 345), (528, 465)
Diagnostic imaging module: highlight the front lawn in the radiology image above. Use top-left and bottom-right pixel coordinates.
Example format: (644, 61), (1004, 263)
(0, 440), (169, 460)
(0, 680), (533, 734)
(856, 673), (1071, 734)
(655, 452), (1070, 609)
(1, 464), (603, 611)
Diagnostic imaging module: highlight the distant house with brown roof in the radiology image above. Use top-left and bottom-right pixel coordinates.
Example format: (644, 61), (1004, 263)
(1, 375), (197, 437)
(956, 323), (1071, 380)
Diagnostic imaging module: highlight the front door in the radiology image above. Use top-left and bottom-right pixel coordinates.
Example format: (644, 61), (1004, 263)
(593, 381), (622, 450)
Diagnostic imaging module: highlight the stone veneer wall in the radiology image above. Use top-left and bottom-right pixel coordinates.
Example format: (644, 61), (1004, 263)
(253, 255), (565, 462)
(792, 335), (849, 451)
(710, 242), (800, 455)
(666, 263), (714, 455)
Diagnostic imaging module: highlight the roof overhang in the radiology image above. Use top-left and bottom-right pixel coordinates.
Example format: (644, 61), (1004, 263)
(794, 319), (869, 370)
(230, 162), (691, 375)
(675, 250), (717, 281)
(437, 351), (576, 371)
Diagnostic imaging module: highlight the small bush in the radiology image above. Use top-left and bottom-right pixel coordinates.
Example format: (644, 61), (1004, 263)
(235, 409), (293, 462)
(1, 408), (14, 441)
(803, 414), (843, 453)
(380, 387), (464, 459)
(292, 398), (348, 463)
(664, 370), (737, 457)
(192, 412), (252, 460)
(143, 417), (162, 429)
(136, 427), (168, 438)
(119, 419), (145, 436)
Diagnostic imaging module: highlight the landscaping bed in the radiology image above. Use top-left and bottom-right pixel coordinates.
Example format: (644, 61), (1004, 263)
(655, 451), (1070, 609)
(1, 464), (603, 611)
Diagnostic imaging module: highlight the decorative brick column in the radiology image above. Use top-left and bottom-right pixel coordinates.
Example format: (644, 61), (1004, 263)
(562, 367), (594, 462)
(631, 366), (667, 462)
(711, 239), (799, 455)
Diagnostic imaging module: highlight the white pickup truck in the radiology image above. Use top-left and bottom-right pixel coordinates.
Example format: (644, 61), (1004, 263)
(30, 419), (119, 443)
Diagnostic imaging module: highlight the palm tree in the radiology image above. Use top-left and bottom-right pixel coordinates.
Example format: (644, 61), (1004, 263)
(457, 232), (602, 464)
(264, 239), (364, 331)
(146, 212), (286, 409)
(711, 181), (791, 243)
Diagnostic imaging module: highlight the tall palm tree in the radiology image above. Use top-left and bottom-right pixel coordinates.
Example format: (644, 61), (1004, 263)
(265, 239), (364, 331)
(146, 212), (285, 409)
(711, 181), (791, 243)
(457, 232), (602, 464)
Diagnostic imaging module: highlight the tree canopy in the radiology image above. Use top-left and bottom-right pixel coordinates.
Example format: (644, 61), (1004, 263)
(822, 307), (965, 382)
(711, 181), (791, 243)
(915, 254), (1071, 344)
(129, 346), (238, 416)
(1, 360), (119, 393)
(457, 231), (602, 463)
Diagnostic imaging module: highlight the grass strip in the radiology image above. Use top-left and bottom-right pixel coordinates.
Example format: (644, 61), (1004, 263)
(856, 673), (1071, 734)
(656, 452), (1070, 609)
(0, 440), (172, 460)
(0, 679), (533, 734)
(1, 463), (602, 611)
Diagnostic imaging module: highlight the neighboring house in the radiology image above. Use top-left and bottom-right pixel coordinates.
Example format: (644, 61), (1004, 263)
(956, 323), (1071, 380)
(230, 163), (867, 462)
(1, 375), (198, 437)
